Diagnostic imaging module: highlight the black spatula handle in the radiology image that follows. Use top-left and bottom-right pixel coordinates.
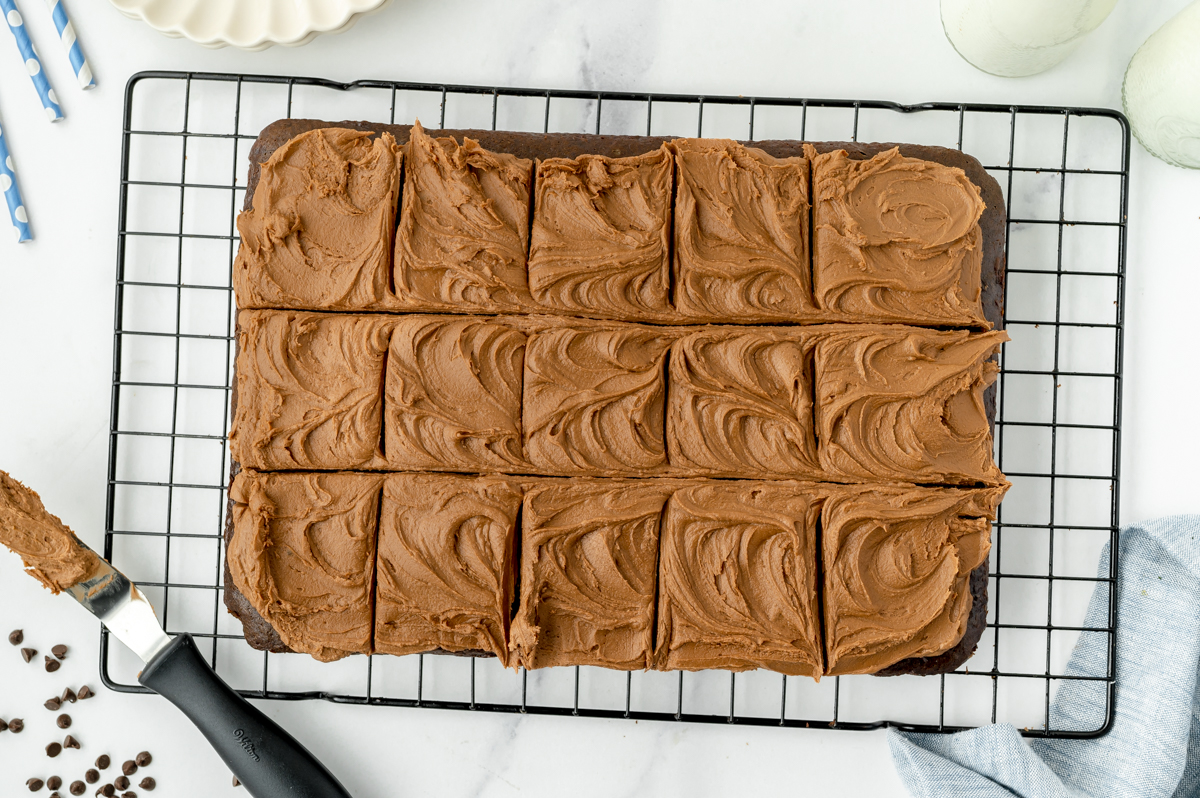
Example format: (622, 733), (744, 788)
(139, 634), (352, 798)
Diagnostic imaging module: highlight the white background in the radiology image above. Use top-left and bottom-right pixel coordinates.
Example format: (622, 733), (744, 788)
(1, 1), (1198, 795)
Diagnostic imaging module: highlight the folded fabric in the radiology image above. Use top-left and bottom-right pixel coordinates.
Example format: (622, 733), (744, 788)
(889, 515), (1200, 798)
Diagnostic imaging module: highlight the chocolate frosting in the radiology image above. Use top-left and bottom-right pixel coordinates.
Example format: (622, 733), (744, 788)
(511, 480), (671, 670)
(523, 325), (675, 475)
(815, 328), (1009, 485)
(230, 310), (391, 471)
(528, 146), (673, 317)
(375, 474), (522, 664)
(655, 481), (823, 676)
(394, 121), (534, 311)
(0, 471), (103, 594)
(234, 128), (402, 311)
(666, 329), (819, 478)
(228, 471), (382, 661)
(672, 139), (813, 321)
(812, 146), (988, 327)
(385, 316), (528, 472)
(822, 484), (1005, 675)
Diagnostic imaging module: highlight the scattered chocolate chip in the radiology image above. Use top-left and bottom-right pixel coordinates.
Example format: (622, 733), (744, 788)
(9, 718), (24, 733)
(45, 697), (62, 711)
(232, 776), (241, 787)
(9, 629), (23, 646)
(70, 784), (85, 797)
(47, 777), (62, 790)
(50, 794), (62, 798)
(63, 736), (80, 750)
(47, 742), (63, 757)
(22, 647), (37, 662)
(26, 778), (44, 792)
(113, 778), (128, 791)
(137, 779), (154, 791)
(95, 756), (110, 770)
(134, 752), (151, 768)
(77, 686), (93, 701)
(56, 715), (71, 729)
(0, 717), (8, 732)
(84, 770), (99, 784)
(51, 645), (68, 660)
(61, 688), (77, 704)
(121, 762), (136, 777)
(97, 786), (115, 798)
(45, 657), (61, 673)
(122, 793), (136, 798)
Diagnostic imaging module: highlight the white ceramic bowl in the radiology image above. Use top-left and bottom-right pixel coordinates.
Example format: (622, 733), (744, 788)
(108, 0), (393, 51)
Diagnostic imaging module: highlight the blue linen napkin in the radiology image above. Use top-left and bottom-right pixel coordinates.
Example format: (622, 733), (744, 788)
(889, 515), (1200, 798)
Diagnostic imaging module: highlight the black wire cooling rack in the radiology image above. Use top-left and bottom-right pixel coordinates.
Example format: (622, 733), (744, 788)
(101, 71), (1129, 739)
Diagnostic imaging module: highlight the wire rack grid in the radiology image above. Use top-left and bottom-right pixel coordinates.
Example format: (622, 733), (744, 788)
(101, 70), (1129, 738)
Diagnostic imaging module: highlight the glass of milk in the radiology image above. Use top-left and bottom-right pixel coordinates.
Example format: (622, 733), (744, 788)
(1123, 1), (1200, 169)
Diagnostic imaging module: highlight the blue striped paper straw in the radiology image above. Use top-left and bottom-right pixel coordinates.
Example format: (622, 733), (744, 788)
(0, 0), (63, 121)
(0, 114), (32, 242)
(43, 0), (92, 89)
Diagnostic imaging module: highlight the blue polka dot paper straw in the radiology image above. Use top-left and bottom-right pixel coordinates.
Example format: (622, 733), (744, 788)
(0, 115), (32, 243)
(42, 0), (92, 90)
(0, 0), (63, 121)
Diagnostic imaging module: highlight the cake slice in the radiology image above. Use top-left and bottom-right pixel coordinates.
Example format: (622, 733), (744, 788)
(374, 474), (523, 664)
(226, 470), (384, 662)
(229, 310), (392, 471)
(654, 481), (824, 676)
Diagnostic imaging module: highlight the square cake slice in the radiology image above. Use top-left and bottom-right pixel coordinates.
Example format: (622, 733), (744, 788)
(230, 310), (392, 471)
(814, 327), (1008, 485)
(822, 484), (1006, 676)
(511, 480), (672, 670)
(811, 146), (989, 327)
(528, 145), (673, 318)
(394, 121), (534, 312)
(666, 329), (819, 477)
(234, 128), (402, 311)
(385, 316), (528, 472)
(374, 474), (523, 664)
(671, 139), (812, 322)
(654, 482), (824, 676)
(523, 325), (674, 476)
(227, 470), (384, 662)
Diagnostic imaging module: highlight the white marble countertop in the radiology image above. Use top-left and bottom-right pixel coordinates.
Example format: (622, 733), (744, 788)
(0, 1), (1197, 795)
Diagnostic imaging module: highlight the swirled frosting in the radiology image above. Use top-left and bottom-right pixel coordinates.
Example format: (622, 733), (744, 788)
(528, 146), (673, 318)
(523, 326), (674, 475)
(672, 139), (813, 322)
(812, 147), (988, 327)
(0, 470), (103, 593)
(230, 310), (391, 470)
(394, 121), (534, 312)
(375, 474), (522, 664)
(655, 482), (823, 676)
(385, 316), (528, 472)
(511, 480), (671, 670)
(666, 329), (819, 477)
(815, 328), (1008, 485)
(822, 484), (1005, 675)
(228, 471), (383, 661)
(234, 128), (401, 311)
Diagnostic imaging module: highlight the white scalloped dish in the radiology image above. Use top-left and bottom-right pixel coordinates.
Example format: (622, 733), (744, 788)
(109, 0), (393, 51)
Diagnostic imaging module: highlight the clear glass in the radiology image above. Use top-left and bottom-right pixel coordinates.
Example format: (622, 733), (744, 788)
(1123, 1), (1200, 169)
(941, 0), (1118, 77)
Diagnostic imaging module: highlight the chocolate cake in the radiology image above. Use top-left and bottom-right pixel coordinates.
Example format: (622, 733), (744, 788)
(223, 119), (1010, 679)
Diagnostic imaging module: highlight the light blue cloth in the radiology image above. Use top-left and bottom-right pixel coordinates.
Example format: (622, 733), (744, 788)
(890, 515), (1200, 798)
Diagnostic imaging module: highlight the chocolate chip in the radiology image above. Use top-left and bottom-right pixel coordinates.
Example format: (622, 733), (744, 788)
(51, 645), (68, 660)
(122, 793), (136, 798)
(45, 657), (61, 673)
(50, 794), (62, 798)
(120, 762), (136, 777)
(137, 779), (154, 791)
(63, 736), (80, 750)
(134, 752), (151, 768)
(47, 777), (62, 790)
(9, 629), (23, 646)
(70, 784), (85, 797)
(47, 742), (63, 757)
(114, 778), (128, 791)
(10, 718), (24, 733)
(97, 786), (115, 798)
(61, 688), (77, 704)
(22, 647), (37, 662)
(84, 770), (99, 784)
(77, 686), (93, 700)
(56, 715), (71, 729)
(95, 756), (110, 770)
(45, 697), (62, 711)
(232, 776), (241, 787)
(0, 717), (8, 732)
(26, 778), (44, 792)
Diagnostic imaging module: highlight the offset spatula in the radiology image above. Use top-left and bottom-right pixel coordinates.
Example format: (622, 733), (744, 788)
(65, 542), (353, 798)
